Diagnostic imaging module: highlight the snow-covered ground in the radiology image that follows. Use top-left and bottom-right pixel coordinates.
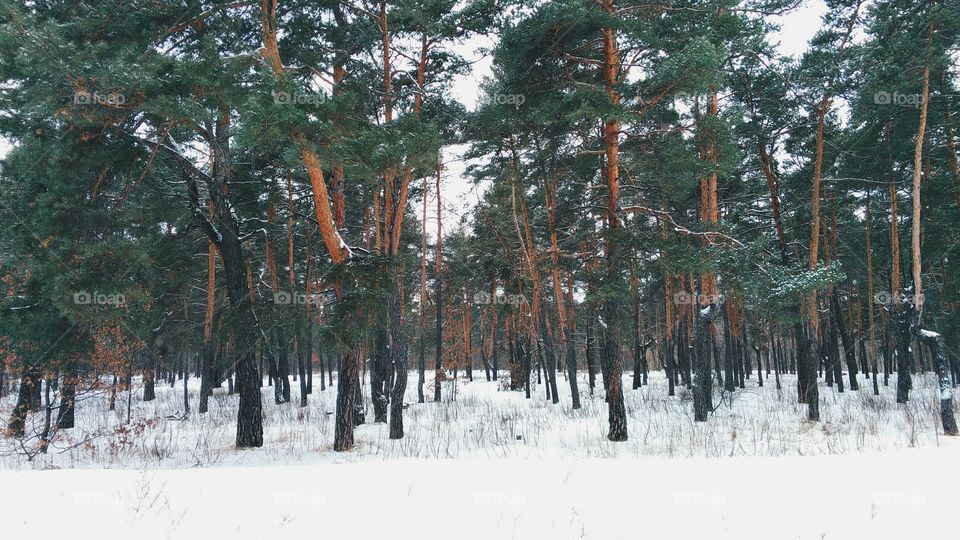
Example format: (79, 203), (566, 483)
(1, 370), (956, 467)
(1, 370), (958, 539)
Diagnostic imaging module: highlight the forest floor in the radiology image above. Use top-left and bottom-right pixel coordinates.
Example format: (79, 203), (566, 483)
(1, 369), (958, 538)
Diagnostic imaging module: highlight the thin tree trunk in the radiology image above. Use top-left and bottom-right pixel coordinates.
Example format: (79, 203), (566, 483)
(434, 161), (444, 402)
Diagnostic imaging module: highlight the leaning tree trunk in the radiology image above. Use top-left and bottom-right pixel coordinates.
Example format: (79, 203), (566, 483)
(177, 110), (264, 448)
(539, 311), (560, 405)
(831, 289), (858, 390)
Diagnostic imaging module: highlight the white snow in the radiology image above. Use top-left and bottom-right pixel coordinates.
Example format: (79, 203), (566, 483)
(0, 445), (957, 539)
(335, 228), (354, 257)
(2, 370), (958, 539)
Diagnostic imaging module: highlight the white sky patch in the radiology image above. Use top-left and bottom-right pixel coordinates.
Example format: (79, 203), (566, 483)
(770, 0), (829, 59)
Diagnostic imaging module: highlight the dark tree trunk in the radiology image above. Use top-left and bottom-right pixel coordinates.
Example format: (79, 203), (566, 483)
(679, 319), (691, 389)
(831, 290), (858, 390)
(539, 311), (560, 405)
(632, 291), (642, 390)
(334, 348), (360, 451)
(632, 339), (642, 390)
(306, 318), (313, 394)
(434, 273), (443, 402)
(388, 288), (407, 439)
(182, 352), (190, 415)
(802, 323), (820, 421)
(508, 323), (521, 391)
(585, 315), (597, 395)
(276, 327), (291, 404)
(372, 328), (389, 422)
(736, 325), (746, 389)
(773, 327), (782, 390)
(536, 348), (544, 388)
(693, 303), (719, 422)
(187, 111), (264, 447)
(565, 325), (581, 409)
(328, 353), (334, 388)
(8, 365), (42, 437)
(722, 308), (736, 393)
(861, 336), (879, 395)
(143, 346), (156, 402)
(664, 334), (675, 397)
(109, 373), (118, 411)
(882, 322), (892, 386)
(521, 335), (532, 399)
(267, 348), (281, 404)
(353, 362), (365, 426)
(794, 320), (809, 404)
(319, 353), (327, 391)
(754, 343), (764, 388)
(297, 319), (308, 407)
(827, 306), (844, 392)
(602, 298), (627, 441)
(55, 364), (78, 430)
(491, 315), (499, 381)
(418, 327), (427, 402)
(891, 304), (912, 403)
(480, 329), (491, 383)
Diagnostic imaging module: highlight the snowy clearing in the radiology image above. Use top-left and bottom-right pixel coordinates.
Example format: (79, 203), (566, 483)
(0, 444), (956, 540)
(2, 371), (958, 539)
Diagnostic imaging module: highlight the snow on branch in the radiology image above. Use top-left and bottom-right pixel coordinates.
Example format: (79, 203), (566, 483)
(621, 205), (744, 247)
